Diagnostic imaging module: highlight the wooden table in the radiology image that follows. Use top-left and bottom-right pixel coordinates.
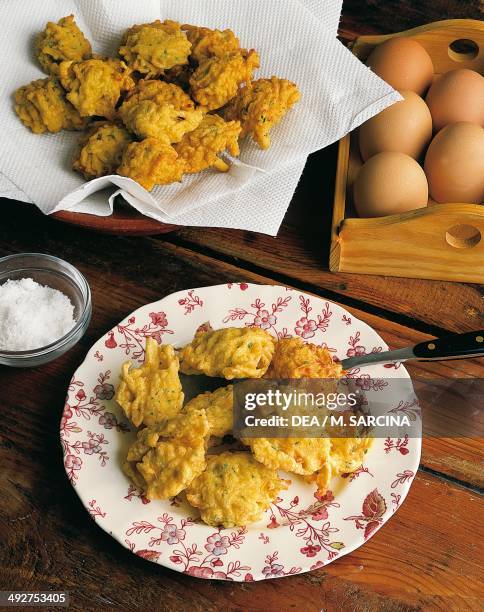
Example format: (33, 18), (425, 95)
(1, 4), (483, 611)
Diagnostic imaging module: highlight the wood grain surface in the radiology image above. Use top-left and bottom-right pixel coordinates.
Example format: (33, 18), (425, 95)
(1, 2), (484, 610)
(1, 200), (483, 611)
(170, 147), (484, 335)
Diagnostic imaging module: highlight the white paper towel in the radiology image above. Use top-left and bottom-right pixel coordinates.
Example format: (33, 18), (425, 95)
(0, 0), (400, 235)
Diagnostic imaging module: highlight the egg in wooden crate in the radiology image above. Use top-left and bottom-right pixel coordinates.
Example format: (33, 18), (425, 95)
(426, 68), (484, 131)
(425, 122), (484, 204)
(330, 19), (484, 283)
(358, 90), (432, 161)
(366, 37), (434, 95)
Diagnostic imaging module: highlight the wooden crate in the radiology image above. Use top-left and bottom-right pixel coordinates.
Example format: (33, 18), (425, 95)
(330, 19), (484, 283)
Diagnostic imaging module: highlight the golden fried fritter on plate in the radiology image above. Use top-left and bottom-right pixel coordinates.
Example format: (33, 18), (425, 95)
(179, 326), (275, 379)
(116, 138), (184, 191)
(186, 451), (288, 527)
(184, 385), (234, 438)
(329, 436), (373, 475)
(58, 58), (134, 119)
(36, 14), (92, 75)
(183, 24), (240, 63)
(118, 79), (203, 144)
(175, 114), (241, 173)
(14, 77), (86, 134)
(138, 440), (206, 499)
(125, 408), (209, 499)
(265, 337), (343, 380)
(223, 77), (300, 149)
(122, 459), (146, 491)
(306, 436), (373, 495)
(73, 121), (132, 178)
(189, 50), (260, 111)
(243, 437), (331, 475)
(126, 408), (209, 463)
(119, 20), (191, 77)
(115, 337), (184, 427)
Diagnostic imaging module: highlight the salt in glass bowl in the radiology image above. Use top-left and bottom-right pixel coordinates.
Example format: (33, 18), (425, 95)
(0, 253), (91, 367)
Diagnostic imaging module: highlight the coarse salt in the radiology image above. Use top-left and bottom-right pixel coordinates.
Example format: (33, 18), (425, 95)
(0, 277), (76, 351)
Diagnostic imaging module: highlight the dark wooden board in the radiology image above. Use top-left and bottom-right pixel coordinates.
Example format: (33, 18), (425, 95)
(1, 178), (482, 612)
(1, 3), (483, 609)
(2, 463), (482, 612)
(0, 203), (482, 486)
(167, 147), (484, 335)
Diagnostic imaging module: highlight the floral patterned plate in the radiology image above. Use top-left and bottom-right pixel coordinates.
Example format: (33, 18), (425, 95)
(61, 283), (421, 581)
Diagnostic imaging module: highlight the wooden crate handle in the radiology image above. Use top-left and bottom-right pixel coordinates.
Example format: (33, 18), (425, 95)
(335, 204), (484, 282)
(352, 19), (484, 73)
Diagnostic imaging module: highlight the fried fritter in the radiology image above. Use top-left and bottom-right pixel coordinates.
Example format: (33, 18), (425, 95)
(183, 24), (240, 63)
(14, 77), (86, 134)
(223, 77), (300, 149)
(265, 337), (343, 379)
(58, 58), (134, 119)
(249, 338), (349, 487)
(162, 64), (193, 91)
(116, 138), (184, 191)
(122, 459), (146, 490)
(329, 436), (373, 475)
(73, 121), (132, 178)
(126, 408), (209, 462)
(138, 440), (206, 499)
(189, 50), (260, 111)
(179, 327), (275, 379)
(185, 452), (288, 527)
(184, 385), (234, 438)
(119, 20), (191, 77)
(243, 437), (331, 475)
(14, 14), (302, 200)
(306, 436), (373, 495)
(125, 408), (209, 499)
(122, 79), (195, 111)
(118, 79), (203, 144)
(36, 14), (92, 75)
(115, 337), (184, 427)
(175, 114), (241, 173)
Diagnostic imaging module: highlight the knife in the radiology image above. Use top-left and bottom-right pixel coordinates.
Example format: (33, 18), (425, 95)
(340, 330), (484, 370)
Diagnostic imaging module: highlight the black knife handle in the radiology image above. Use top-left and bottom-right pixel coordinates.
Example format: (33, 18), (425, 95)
(413, 331), (484, 361)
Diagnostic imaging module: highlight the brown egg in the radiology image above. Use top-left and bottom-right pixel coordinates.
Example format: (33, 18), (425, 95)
(358, 90), (432, 161)
(426, 69), (484, 132)
(424, 122), (484, 203)
(354, 152), (428, 217)
(366, 37), (434, 95)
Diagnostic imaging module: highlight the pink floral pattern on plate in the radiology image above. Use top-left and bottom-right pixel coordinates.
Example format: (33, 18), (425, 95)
(61, 283), (421, 581)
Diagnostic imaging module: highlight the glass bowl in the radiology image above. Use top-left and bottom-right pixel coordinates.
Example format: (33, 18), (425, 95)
(0, 253), (92, 367)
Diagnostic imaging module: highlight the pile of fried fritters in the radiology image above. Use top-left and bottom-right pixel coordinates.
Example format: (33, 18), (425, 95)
(14, 15), (301, 191)
(115, 326), (371, 528)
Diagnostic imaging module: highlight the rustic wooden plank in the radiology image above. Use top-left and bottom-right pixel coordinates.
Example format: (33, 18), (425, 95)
(2, 326), (483, 607)
(0, 208), (481, 485)
(165, 147), (483, 335)
(338, 1), (483, 42)
(0, 171), (482, 610)
(168, 224), (484, 335)
(1, 435), (482, 612)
